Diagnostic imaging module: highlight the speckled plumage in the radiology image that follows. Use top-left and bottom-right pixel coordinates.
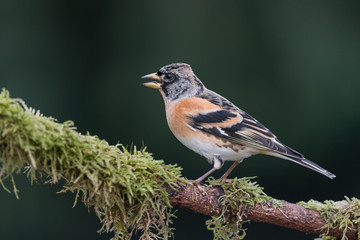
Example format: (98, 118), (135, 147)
(142, 63), (335, 183)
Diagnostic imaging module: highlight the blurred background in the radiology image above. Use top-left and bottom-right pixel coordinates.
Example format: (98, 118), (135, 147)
(1, 0), (360, 239)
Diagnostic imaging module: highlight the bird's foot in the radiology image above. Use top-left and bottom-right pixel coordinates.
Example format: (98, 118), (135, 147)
(217, 177), (234, 183)
(189, 180), (208, 197)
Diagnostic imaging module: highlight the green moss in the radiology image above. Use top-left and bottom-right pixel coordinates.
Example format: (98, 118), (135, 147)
(0, 89), (183, 240)
(5, 88), (349, 240)
(205, 177), (282, 240)
(2, 88), (276, 239)
(298, 197), (360, 240)
(314, 235), (337, 240)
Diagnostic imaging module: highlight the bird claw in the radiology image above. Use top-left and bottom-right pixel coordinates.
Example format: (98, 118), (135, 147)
(217, 177), (234, 183)
(189, 180), (208, 197)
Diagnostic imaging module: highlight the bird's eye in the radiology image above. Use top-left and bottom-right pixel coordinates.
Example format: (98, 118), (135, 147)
(157, 71), (163, 76)
(165, 73), (175, 81)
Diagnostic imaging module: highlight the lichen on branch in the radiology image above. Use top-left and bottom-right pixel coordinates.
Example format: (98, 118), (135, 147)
(0, 89), (182, 240)
(299, 197), (360, 240)
(205, 177), (282, 240)
(0, 88), (359, 240)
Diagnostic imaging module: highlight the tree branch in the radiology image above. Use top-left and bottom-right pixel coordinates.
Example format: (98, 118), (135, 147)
(167, 182), (358, 240)
(1, 89), (359, 240)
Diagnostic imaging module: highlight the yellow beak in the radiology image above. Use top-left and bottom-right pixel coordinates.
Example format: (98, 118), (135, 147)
(141, 72), (162, 89)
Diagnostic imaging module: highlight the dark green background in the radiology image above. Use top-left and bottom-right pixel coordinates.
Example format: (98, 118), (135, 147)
(1, 1), (359, 239)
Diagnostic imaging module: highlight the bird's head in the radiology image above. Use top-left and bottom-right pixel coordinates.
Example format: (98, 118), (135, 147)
(142, 63), (205, 101)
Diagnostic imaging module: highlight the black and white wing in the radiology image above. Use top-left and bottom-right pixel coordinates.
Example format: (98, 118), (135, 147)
(187, 91), (335, 179)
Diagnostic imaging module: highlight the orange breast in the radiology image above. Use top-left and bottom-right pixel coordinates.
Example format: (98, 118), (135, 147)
(165, 97), (222, 139)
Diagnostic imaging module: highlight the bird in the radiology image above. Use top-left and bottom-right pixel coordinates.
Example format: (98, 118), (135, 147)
(142, 63), (335, 184)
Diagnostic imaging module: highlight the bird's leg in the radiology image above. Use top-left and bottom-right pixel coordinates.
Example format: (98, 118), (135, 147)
(219, 159), (243, 180)
(191, 167), (218, 185)
(190, 167), (218, 196)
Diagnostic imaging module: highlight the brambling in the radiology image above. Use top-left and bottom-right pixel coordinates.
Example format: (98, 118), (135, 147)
(142, 63), (336, 183)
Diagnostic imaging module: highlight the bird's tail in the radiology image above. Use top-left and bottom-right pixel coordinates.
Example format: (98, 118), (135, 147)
(286, 156), (336, 179)
(266, 148), (336, 179)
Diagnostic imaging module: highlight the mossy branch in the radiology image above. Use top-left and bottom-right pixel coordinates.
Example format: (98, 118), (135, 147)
(168, 181), (359, 240)
(0, 88), (359, 240)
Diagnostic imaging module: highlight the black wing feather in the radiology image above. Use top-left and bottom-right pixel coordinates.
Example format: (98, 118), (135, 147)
(191, 91), (335, 179)
(192, 110), (237, 124)
(190, 96), (304, 159)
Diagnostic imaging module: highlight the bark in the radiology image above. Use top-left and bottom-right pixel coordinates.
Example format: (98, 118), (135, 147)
(167, 182), (358, 240)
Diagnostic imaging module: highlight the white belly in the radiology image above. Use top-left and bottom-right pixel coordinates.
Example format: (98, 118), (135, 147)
(176, 136), (257, 168)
